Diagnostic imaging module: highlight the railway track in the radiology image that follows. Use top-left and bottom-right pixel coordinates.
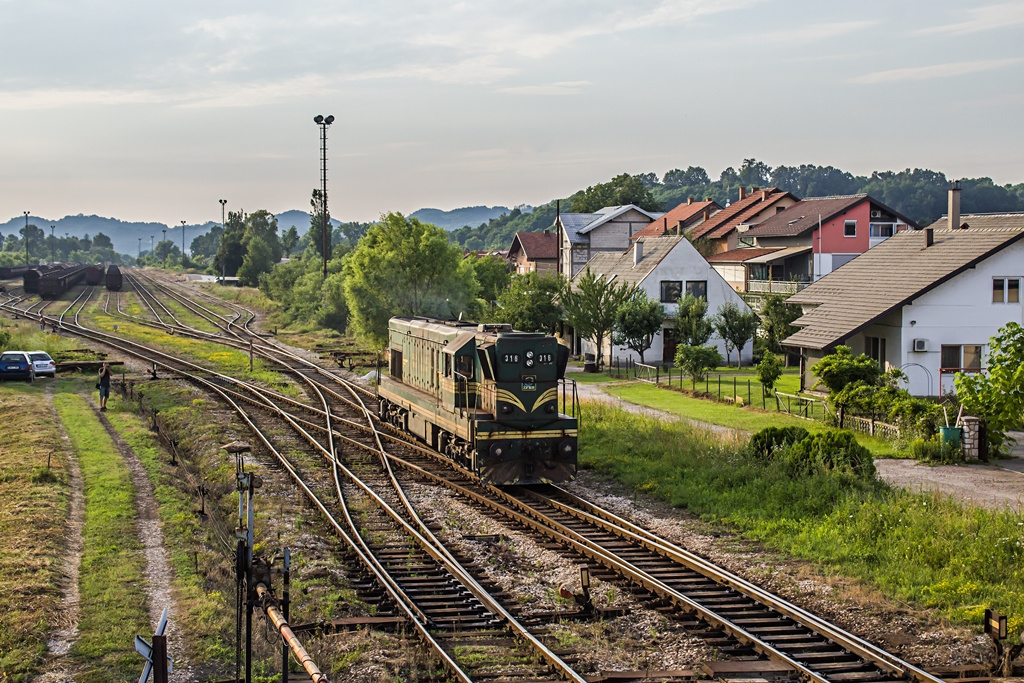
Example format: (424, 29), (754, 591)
(0, 272), (960, 683)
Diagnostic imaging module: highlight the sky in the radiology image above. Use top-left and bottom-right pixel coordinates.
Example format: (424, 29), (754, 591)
(2, 0), (1023, 226)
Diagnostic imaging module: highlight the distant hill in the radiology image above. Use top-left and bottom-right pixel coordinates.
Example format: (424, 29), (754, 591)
(0, 214), (218, 257)
(275, 210), (343, 231)
(410, 206), (511, 231)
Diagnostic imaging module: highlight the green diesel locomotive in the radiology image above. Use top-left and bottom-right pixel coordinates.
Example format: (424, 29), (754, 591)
(377, 317), (578, 485)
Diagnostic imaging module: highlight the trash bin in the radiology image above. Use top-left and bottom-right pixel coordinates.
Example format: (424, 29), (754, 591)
(939, 426), (962, 450)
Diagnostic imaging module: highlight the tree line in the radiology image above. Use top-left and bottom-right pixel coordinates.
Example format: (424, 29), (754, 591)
(0, 226), (123, 267)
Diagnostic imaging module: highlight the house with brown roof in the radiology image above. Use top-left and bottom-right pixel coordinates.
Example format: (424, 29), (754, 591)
(568, 236), (753, 365)
(689, 187), (799, 254)
(507, 230), (558, 275)
(782, 189), (1024, 396)
(630, 198), (721, 242)
(556, 204), (663, 279)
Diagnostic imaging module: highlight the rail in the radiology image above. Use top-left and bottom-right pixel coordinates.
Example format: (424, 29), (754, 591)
(747, 279), (809, 294)
(633, 361), (660, 384)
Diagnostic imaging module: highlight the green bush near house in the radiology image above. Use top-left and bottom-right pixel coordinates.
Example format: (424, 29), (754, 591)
(748, 426), (809, 462)
(783, 429), (876, 478)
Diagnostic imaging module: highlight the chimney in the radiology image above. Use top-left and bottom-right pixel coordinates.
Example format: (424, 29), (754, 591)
(633, 240), (643, 266)
(687, 197), (694, 205)
(662, 217), (667, 234)
(543, 229), (549, 235)
(761, 189), (768, 201)
(739, 186), (747, 200)
(703, 208), (710, 221)
(705, 197), (713, 202)
(948, 181), (961, 231)
(924, 227), (934, 247)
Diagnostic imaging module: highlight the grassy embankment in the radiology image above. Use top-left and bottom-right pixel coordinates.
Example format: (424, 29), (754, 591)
(53, 389), (151, 682)
(0, 383), (68, 681)
(581, 402), (1024, 637)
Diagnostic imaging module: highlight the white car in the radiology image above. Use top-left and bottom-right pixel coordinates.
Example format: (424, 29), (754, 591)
(27, 351), (56, 378)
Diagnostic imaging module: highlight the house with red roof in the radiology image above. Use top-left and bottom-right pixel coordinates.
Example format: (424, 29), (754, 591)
(630, 198), (721, 242)
(689, 187), (799, 254)
(507, 230), (558, 275)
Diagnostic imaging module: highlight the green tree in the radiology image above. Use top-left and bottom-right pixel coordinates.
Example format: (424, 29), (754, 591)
(154, 240), (180, 262)
(760, 293), (801, 358)
(470, 254), (511, 306)
(343, 213), (479, 347)
(612, 291), (664, 364)
(493, 272), (564, 333)
(813, 346), (881, 394)
(242, 210), (283, 264)
(956, 322), (1024, 456)
(282, 226), (299, 257)
(561, 268), (637, 369)
(713, 301), (758, 367)
(756, 352), (783, 397)
(214, 210), (246, 277)
(675, 293), (714, 347)
(92, 232), (113, 250)
(190, 225), (223, 259)
(236, 236), (274, 287)
(308, 189), (331, 260)
(570, 173), (661, 213)
(675, 345), (723, 383)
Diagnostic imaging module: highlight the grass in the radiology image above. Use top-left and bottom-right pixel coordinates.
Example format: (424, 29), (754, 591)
(603, 382), (896, 456)
(54, 388), (151, 682)
(0, 383), (68, 681)
(104, 402), (235, 663)
(580, 402), (1024, 640)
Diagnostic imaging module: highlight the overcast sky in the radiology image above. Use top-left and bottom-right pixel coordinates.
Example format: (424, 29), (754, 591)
(2, 0), (1023, 226)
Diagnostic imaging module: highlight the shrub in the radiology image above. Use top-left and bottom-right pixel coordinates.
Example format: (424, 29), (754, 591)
(675, 345), (723, 383)
(909, 436), (963, 465)
(756, 352), (783, 396)
(749, 426), (810, 462)
(784, 430), (876, 477)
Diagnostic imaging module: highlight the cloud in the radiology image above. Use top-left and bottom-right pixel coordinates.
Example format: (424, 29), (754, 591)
(0, 88), (172, 110)
(495, 81), (591, 95)
(915, 3), (1024, 36)
(849, 58), (1023, 84)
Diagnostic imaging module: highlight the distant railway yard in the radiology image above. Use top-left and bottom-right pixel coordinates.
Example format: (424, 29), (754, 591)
(0, 268), (1019, 683)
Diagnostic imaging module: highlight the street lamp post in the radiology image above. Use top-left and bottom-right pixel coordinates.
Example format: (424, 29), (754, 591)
(181, 220), (186, 274)
(23, 211), (29, 266)
(313, 114), (335, 280)
(219, 199), (227, 283)
(138, 237), (142, 260)
(150, 236), (154, 258)
(50, 225), (55, 263)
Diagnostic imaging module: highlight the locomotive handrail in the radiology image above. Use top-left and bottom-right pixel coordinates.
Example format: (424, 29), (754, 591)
(559, 377), (580, 422)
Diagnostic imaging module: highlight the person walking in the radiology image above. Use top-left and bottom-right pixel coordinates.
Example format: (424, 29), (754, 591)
(98, 362), (112, 412)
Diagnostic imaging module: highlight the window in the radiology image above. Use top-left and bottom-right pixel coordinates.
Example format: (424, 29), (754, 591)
(844, 220), (857, 237)
(390, 349), (403, 381)
(685, 280), (707, 299)
(865, 336), (886, 369)
(993, 277), (1021, 303)
(869, 223), (895, 238)
(660, 280), (682, 303)
(941, 344), (984, 370)
(738, 236), (754, 248)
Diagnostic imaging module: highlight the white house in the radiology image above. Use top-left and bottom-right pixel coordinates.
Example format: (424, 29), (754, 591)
(570, 236), (754, 366)
(783, 204), (1024, 397)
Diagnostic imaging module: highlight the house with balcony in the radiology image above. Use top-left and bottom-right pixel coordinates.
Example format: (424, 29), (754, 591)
(556, 205), (663, 279)
(568, 236), (753, 365)
(507, 230), (558, 275)
(782, 196), (1024, 396)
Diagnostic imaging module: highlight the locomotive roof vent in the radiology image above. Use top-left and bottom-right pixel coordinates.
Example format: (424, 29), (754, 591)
(477, 323), (513, 333)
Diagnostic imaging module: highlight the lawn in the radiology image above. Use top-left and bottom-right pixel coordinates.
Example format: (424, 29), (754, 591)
(603, 382), (897, 456)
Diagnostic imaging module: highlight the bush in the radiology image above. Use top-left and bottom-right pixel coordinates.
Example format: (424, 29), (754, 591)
(784, 430), (876, 478)
(756, 352), (783, 396)
(675, 345), (723, 382)
(749, 426), (810, 462)
(909, 436), (963, 465)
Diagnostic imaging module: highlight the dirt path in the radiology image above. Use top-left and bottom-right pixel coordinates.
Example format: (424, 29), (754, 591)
(34, 385), (86, 683)
(577, 379), (1024, 511)
(92, 401), (189, 681)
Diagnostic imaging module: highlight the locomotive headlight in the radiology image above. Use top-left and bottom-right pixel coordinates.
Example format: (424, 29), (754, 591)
(526, 351), (534, 359)
(525, 358), (534, 368)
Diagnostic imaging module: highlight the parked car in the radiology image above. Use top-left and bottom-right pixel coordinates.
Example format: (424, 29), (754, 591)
(0, 351), (36, 382)
(28, 351), (56, 378)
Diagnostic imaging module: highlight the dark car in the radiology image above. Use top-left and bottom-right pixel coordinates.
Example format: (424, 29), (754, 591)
(0, 351), (36, 382)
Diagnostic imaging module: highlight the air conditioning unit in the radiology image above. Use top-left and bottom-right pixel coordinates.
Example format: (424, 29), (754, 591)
(912, 339), (928, 352)
(870, 210), (882, 218)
